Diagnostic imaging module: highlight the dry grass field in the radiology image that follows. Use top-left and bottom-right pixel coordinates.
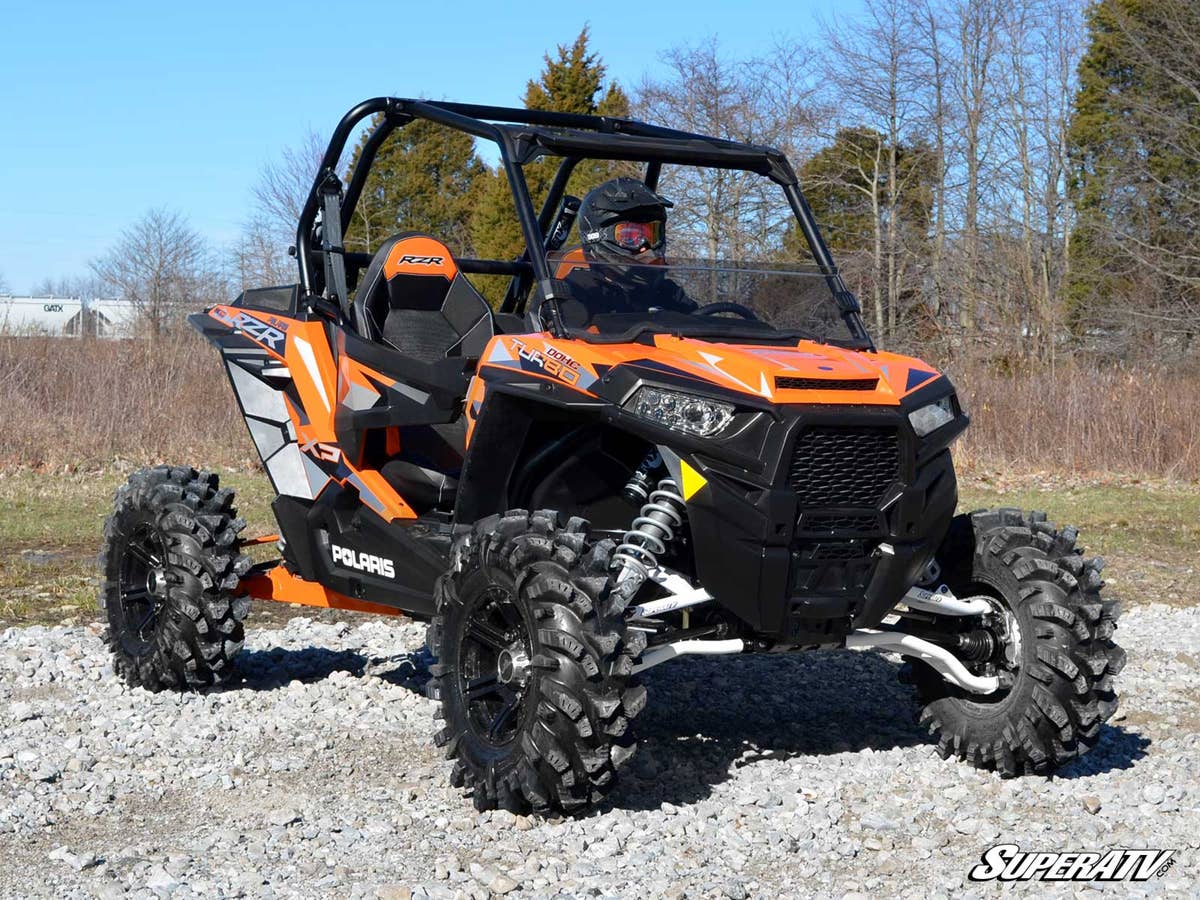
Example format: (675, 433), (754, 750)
(2, 465), (1196, 628)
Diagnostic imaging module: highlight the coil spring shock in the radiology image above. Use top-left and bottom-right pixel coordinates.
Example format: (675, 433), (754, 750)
(612, 478), (686, 596)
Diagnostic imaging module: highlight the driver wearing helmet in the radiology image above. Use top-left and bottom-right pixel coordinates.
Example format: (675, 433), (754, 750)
(562, 177), (696, 321)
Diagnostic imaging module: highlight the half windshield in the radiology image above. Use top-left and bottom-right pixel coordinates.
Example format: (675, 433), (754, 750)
(550, 257), (854, 345)
(525, 158), (863, 346)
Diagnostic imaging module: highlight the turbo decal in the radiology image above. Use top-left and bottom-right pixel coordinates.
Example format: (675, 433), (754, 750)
(510, 338), (582, 386)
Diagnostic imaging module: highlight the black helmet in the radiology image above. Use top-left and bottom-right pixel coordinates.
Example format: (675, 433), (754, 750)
(578, 177), (673, 266)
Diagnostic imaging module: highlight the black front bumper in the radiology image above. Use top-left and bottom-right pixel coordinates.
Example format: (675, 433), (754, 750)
(677, 387), (963, 645)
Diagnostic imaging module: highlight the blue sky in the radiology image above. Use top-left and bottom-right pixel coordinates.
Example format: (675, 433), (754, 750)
(0, 0), (856, 293)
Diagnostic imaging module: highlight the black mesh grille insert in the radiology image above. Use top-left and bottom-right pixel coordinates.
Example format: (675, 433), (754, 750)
(798, 512), (882, 536)
(789, 427), (900, 508)
(776, 376), (878, 391)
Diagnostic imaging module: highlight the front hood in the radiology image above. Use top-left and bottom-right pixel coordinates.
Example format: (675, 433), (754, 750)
(645, 336), (944, 405)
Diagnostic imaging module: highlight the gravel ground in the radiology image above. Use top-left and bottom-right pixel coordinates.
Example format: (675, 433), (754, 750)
(0, 604), (1195, 899)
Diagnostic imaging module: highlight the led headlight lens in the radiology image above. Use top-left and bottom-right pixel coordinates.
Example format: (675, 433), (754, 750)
(908, 394), (957, 437)
(626, 386), (735, 437)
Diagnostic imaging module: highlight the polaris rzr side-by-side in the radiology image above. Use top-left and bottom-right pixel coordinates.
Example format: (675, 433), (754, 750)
(101, 98), (1125, 815)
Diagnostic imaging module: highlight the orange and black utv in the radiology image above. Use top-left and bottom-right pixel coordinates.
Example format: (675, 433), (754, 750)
(101, 98), (1125, 814)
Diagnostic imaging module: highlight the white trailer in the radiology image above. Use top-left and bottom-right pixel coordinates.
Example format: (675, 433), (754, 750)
(0, 296), (87, 336)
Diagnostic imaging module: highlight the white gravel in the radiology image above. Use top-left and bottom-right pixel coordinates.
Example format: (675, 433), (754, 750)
(0, 604), (1196, 899)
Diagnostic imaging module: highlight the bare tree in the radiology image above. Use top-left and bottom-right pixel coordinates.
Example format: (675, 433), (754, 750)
(252, 130), (326, 238)
(818, 0), (933, 346)
(913, 0), (954, 323)
(950, 0), (1004, 338)
(636, 40), (820, 262)
(91, 208), (218, 338)
(233, 130), (325, 290)
(30, 274), (105, 298)
(0, 272), (8, 294)
(1038, 0), (1084, 367)
(231, 215), (298, 291)
(983, 0), (1084, 362)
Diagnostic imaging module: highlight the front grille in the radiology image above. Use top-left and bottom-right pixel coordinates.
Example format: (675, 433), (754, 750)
(789, 427), (900, 508)
(776, 376), (878, 391)
(798, 512), (882, 536)
(806, 542), (869, 561)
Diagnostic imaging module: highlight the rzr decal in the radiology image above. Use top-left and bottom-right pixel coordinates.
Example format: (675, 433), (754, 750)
(384, 236), (458, 280)
(211, 307), (288, 352)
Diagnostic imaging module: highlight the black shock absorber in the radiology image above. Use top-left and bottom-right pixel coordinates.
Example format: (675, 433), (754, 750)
(622, 449), (663, 506)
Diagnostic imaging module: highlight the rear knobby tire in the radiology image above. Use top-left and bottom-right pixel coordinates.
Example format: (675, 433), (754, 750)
(429, 510), (648, 815)
(911, 508), (1125, 776)
(100, 466), (252, 691)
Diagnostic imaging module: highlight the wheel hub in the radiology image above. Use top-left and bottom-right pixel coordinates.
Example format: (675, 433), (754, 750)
(984, 598), (1022, 669)
(148, 569), (169, 597)
(956, 594), (1023, 689)
(497, 647), (531, 686)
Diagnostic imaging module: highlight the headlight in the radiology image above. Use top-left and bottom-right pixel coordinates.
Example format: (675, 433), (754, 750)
(625, 386), (735, 437)
(908, 395), (957, 437)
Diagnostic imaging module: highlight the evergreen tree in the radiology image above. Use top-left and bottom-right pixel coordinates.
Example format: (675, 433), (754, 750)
(794, 127), (933, 257)
(469, 26), (631, 299)
(344, 116), (486, 256)
(1066, 0), (1200, 347)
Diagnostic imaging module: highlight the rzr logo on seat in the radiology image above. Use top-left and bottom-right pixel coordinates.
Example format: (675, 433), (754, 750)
(331, 544), (395, 579)
(397, 255), (445, 266)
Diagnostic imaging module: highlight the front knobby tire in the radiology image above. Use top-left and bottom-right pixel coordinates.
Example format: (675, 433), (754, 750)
(911, 508), (1125, 776)
(429, 510), (648, 815)
(100, 466), (252, 691)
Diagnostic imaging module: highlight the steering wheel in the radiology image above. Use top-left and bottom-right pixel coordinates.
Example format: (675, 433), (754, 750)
(695, 301), (759, 321)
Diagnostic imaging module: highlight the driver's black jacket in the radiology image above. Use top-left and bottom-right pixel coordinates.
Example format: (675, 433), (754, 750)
(559, 268), (697, 327)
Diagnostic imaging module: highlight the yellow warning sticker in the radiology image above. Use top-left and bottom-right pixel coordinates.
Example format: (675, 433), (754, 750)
(679, 459), (707, 501)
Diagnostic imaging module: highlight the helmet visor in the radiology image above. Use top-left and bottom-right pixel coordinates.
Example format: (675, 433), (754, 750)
(611, 220), (664, 252)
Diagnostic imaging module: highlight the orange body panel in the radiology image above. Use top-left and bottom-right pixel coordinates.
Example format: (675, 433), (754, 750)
(477, 331), (939, 407)
(208, 304), (418, 522)
(552, 247), (588, 279)
(241, 563), (406, 617)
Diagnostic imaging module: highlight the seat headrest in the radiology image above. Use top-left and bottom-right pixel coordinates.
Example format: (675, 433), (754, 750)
(383, 236), (460, 282)
(551, 246), (588, 280)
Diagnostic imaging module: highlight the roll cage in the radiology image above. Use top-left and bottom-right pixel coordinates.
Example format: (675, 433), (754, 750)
(295, 97), (873, 349)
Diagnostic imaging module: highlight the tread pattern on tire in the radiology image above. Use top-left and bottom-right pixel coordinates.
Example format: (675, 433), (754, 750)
(100, 465), (251, 691)
(430, 509), (647, 815)
(913, 507), (1124, 776)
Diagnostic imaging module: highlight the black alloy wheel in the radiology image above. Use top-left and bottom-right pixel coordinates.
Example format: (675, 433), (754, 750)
(459, 586), (534, 747)
(115, 524), (171, 655)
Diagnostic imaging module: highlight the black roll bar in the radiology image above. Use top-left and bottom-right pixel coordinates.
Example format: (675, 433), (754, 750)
(293, 97), (868, 345)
